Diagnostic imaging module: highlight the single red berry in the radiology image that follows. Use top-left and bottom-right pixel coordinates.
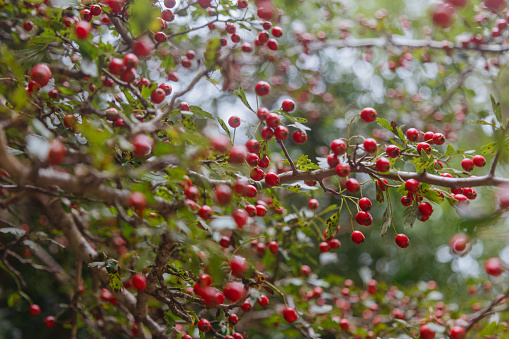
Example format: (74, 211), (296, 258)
(238, 0), (248, 8)
(418, 202), (433, 216)
(395, 234), (410, 248)
(351, 231), (365, 244)
(154, 31), (167, 43)
(449, 326), (466, 339)
(266, 113), (281, 128)
(484, 0), (506, 11)
(274, 125), (289, 140)
(215, 184), (232, 205)
(283, 307), (298, 323)
(151, 88), (166, 104)
(335, 163), (350, 177)
(416, 142), (432, 155)
(44, 316), (56, 328)
(329, 238), (341, 249)
(198, 319), (211, 332)
(330, 139), (347, 155)
(246, 153), (260, 166)
(267, 39), (278, 50)
(75, 21), (92, 39)
(433, 133), (446, 145)
(319, 241), (330, 253)
(30, 63), (52, 87)
(405, 179), (419, 193)
(401, 195), (412, 206)
(23, 20), (34, 31)
(272, 26), (283, 37)
(257, 107), (269, 120)
(327, 154), (339, 168)
(281, 99), (295, 112)
(48, 140), (66, 165)
(363, 138), (377, 153)
(128, 191), (148, 214)
(29, 304), (41, 316)
(406, 128), (419, 141)
(292, 131), (307, 143)
(223, 281), (246, 302)
(244, 204), (257, 217)
(301, 265), (311, 276)
(198, 205), (213, 219)
(161, 9), (175, 21)
(219, 236), (231, 248)
(375, 157), (391, 172)
(241, 300), (252, 312)
(250, 167), (265, 181)
(359, 197), (372, 211)
(432, 2), (455, 28)
(265, 172), (280, 186)
(158, 83), (172, 95)
(229, 146), (247, 164)
(233, 209), (248, 228)
(473, 155), (486, 167)
(461, 158), (474, 172)
(308, 199), (319, 210)
(345, 178), (360, 193)
(90, 4), (102, 16)
(257, 294), (269, 307)
(260, 126), (274, 140)
(485, 257), (504, 276)
(132, 134), (154, 157)
(255, 81), (270, 96)
(268, 241), (278, 254)
(230, 256), (248, 276)
(241, 42), (253, 52)
(124, 53), (139, 69)
(228, 313), (239, 324)
(419, 324), (435, 339)
(423, 131), (435, 144)
(355, 211), (373, 226)
(228, 116), (241, 128)
(132, 273), (147, 291)
(339, 319), (350, 331)
(259, 155), (270, 168)
(245, 139), (261, 153)
(385, 145), (400, 158)
(164, 0), (176, 7)
(256, 204), (267, 216)
(133, 38), (155, 57)
(360, 107), (377, 122)
(258, 31), (270, 43)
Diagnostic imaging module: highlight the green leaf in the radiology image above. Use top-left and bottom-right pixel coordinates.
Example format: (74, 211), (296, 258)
(205, 37), (220, 67)
(420, 189), (444, 204)
(482, 142), (497, 155)
(7, 293), (20, 307)
(234, 88), (252, 110)
(217, 117), (231, 138)
(277, 184), (310, 196)
(259, 140), (268, 159)
(491, 95), (502, 124)
(296, 154), (320, 171)
(376, 117), (392, 130)
(108, 273), (123, 292)
(380, 203), (392, 237)
(190, 106), (214, 119)
(443, 143), (456, 157)
(324, 210), (340, 239)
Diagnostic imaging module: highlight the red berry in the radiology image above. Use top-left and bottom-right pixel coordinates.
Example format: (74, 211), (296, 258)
(262, 22), (272, 30)
(301, 265), (311, 276)
(30, 63), (52, 87)
(473, 155), (486, 167)
(198, 205), (213, 219)
(132, 273), (147, 291)
(124, 53), (139, 69)
(161, 9), (174, 21)
(238, 0), (248, 8)
(432, 2), (455, 28)
(228, 116), (241, 128)
(90, 4), (102, 15)
(75, 21), (92, 39)
(259, 155), (270, 168)
(44, 316), (56, 328)
(230, 256), (248, 276)
(406, 128), (419, 141)
(241, 42), (253, 52)
(401, 195), (412, 206)
(485, 257), (504, 276)
(283, 307), (298, 323)
(223, 281), (246, 302)
(257, 107), (269, 120)
(23, 20), (34, 31)
(416, 142), (431, 155)
(265, 172), (280, 186)
(257, 294), (269, 307)
(281, 99), (295, 112)
(274, 125), (289, 140)
(164, 0), (176, 7)
(418, 202), (433, 216)
(154, 31), (167, 43)
(241, 300), (252, 312)
(449, 325), (466, 339)
(151, 88), (166, 104)
(48, 140), (66, 165)
(395, 234), (409, 248)
(327, 154), (339, 168)
(233, 209), (248, 228)
(484, 0), (506, 11)
(255, 81), (270, 96)
(246, 153), (260, 166)
(319, 241), (330, 252)
(339, 319), (350, 331)
(335, 163), (350, 177)
(360, 107), (377, 122)
(359, 197), (372, 211)
(256, 204), (267, 216)
(345, 178), (360, 193)
(405, 179), (419, 193)
(108, 58), (124, 75)
(329, 238), (341, 249)
(461, 158), (474, 172)
(433, 133), (446, 145)
(198, 319), (211, 332)
(363, 138), (377, 153)
(355, 211), (372, 226)
(250, 167), (265, 181)
(266, 113), (281, 128)
(132, 38), (155, 57)
(330, 139), (347, 155)
(351, 231), (365, 244)
(245, 139), (261, 153)
(158, 83), (172, 95)
(132, 134), (154, 157)
(424, 131), (435, 144)
(219, 236), (231, 248)
(29, 304), (41, 316)
(272, 26), (283, 37)
(258, 31), (270, 43)
(292, 131), (307, 143)
(375, 157), (391, 172)
(228, 314), (239, 324)
(268, 241), (278, 254)
(419, 324), (436, 339)
(260, 126), (274, 140)
(215, 184), (232, 205)
(128, 191), (147, 213)
(229, 146), (247, 164)
(267, 39), (278, 50)
(308, 199), (319, 210)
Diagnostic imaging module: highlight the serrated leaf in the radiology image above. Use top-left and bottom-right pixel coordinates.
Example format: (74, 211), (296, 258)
(205, 37), (220, 67)
(482, 142), (497, 155)
(259, 140), (268, 159)
(380, 204), (392, 237)
(190, 106), (214, 119)
(108, 273), (123, 292)
(217, 117), (231, 138)
(491, 95), (502, 124)
(443, 143), (455, 157)
(234, 88), (252, 110)
(268, 189), (282, 209)
(324, 210), (340, 239)
(376, 117), (392, 130)
(296, 154), (320, 171)
(421, 189), (444, 204)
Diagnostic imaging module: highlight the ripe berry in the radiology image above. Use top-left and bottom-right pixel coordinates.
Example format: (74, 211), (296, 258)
(230, 256), (248, 276)
(229, 146), (247, 164)
(215, 184), (232, 205)
(301, 265), (311, 276)
(406, 128), (419, 141)
(124, 53), (139, 69)
(418, 202), (433, 216)
(257, 107), (269, 120)
(308, 199), (319, 210)
(250, 167), (265, 181)
(405, 179), (419, 193)
(256, 205), (267, 216)
(238, 0), (248, 8)
(395, 234), (409, 248)
(228, 313), (239, 324)
(335, 163), (350, 177)
(228, 116), (241, 128)
(473, 155), (486, 167)
(241, 42), (253, 52)
(198, 319), (211, 332)
(158, 83), (172, 95)
(133, 38), (155, 57)
(108, 58), (124, 75)
(151, 88), (166, 104)
(265, 172), (280, 186)
(433, 2), (455, 28)
(90, 4), (102, 15)
(449, 326), (466, 339)
(48, 140), (66, 165)
(345, 178), (360, 193)
(274, 125), (289, 140)
(423, 131), (435, 143)
(29, 304), (41, 316)
(485, 257), (504, 276)
(339, 319), (350, 331)
(267, 39), (278, 50)
(132, 273), (147, 291)
(161, 9), (175, 21)
(255, 81), (270, 96)
(219, 236), (231, 248)
(198, 205), (213, 219)
(30, 63), (52, 87)
(128, 191), (147, 213)
(281, 99), (295, 112)
(319, 241), (330, 252)
(351, 231), (365, 244)
(233, 209), (248, 228)
(484, 0), (506, 11)
(44, 316), (56, 328)
(246, 153), (260, 167)
(461, 158), (474, 172)
(75, 21), (92, 39)
(23, 20), (34, 31)
(268, 241), (278, 254)
(329, 238), (341, 249)
(375, 157), (391, 172)
(359, 197), (372, 211)
(360, 107), (377, 122)
(241, 300), (252, 312)
(272, 26), (283, 37)
(259, 155), (270, 168)
(419, 324), (436, 339)
(223, 281), (246, 302)
(245, 139), (260, 153)
(257, 294), (269, 307)
(355, 211), (373, 226)
(385, 145), (400, 158)
(433, 133), (446, 145)
(416, 142), (431, 155)
(164, 0), (176, 7)
(330, 139), (347, 155)
(266, 113), (281, 128)
(401, 195), (412, 206)
(292, 131), (307, 143)
(132, 134), (154, 157)
(283, 308), (298, 323)
(363, 138), (377, 153)
(260, 126), (274, 140)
